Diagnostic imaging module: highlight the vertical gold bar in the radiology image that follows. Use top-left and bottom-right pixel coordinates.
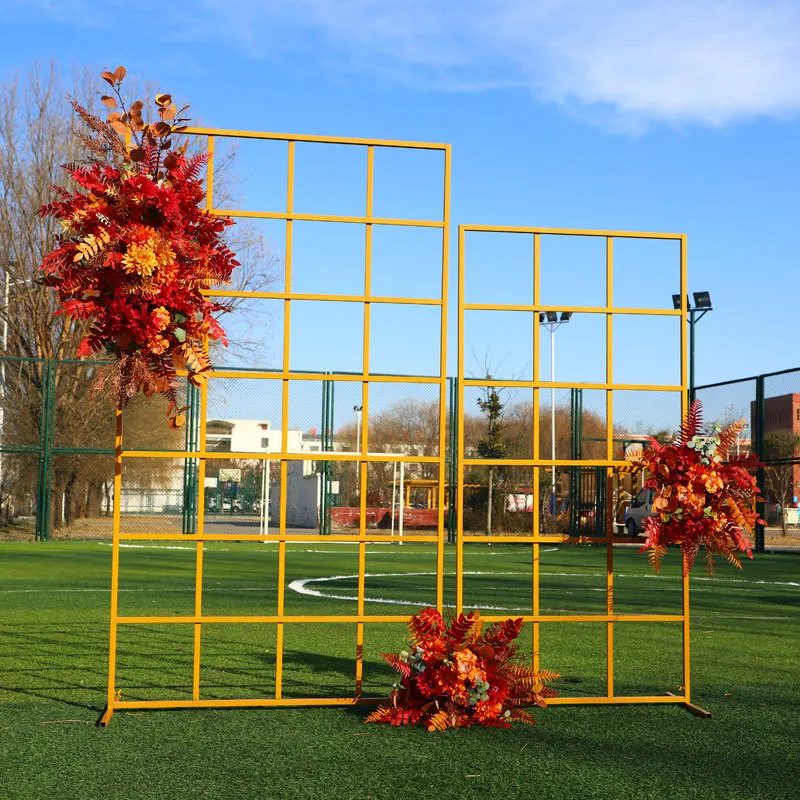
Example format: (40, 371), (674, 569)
(680, 234), (691, 702)
(356, 145), (374, 696)
(205, 136), (215, 209)
(605, 236), (614, 697)
(192, 544), (204, 700)
(193, 377), (208, 701)
(456, 224), (466, 614)
(436, 145), (451, 612)
(194, 133), (214, 702)
(106, 407), (123, 713)
(532, 233), (541, 670)
(276, 140), (295, 701)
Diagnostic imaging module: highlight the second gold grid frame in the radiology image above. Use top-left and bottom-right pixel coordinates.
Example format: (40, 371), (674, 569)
(456, 224), (695, 710)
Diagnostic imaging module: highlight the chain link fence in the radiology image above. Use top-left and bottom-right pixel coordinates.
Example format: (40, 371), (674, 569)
(696, 367), (800, 552)
(1, 356), (702, 543)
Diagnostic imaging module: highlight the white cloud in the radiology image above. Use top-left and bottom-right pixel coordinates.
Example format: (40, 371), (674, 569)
(17, 0), (800, 128)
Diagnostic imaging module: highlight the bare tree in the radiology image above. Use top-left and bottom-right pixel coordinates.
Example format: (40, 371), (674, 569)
(0, 62), (279, 534)
(764, 430), (800, 537)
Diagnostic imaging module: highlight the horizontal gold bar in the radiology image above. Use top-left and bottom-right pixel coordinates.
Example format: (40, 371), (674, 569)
(547, 695), (686, 706)
(185, 126), (449, 150)
(463, 458), (637, 467)
(201, 290), (442, 306)
(462, 378), (681, 392)
(205, 371), (442, 384)
(460, 224), (684, 240)
(115, 612), (683, 625)
(208, 208), (445, 228)
(461, 535), (568, 543)
(117, 615), (419, 624)
(207, 369), (446, 385)
(563, 536), (643, 545)
(121, 451), (441, 463)
(118, 533), (439, 543)
(475, 614), (685, 623)
(113, 697), (383, 710)
(463, 303), (680, 316)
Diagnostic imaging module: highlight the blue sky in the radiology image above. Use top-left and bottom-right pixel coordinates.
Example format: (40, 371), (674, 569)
(3, 0), (800, 433)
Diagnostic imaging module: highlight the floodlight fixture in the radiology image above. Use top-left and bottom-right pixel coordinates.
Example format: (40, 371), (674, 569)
(693, 291), (712, 309)
(672, 294), (690, 310)
(545, 311), (558, 323)
(560, 311), (572, 322)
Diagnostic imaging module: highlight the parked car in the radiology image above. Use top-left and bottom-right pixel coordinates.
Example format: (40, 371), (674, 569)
(625, 488), (655, 535)
(222, 498), (242, 512)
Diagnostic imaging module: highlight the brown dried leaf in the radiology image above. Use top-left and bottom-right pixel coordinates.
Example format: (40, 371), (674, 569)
(113, 65), (127, 82)
(168, 414), (186, 430)
(100, 71), (116, 86)
(130, 100), (144, 114)
(159, 103), (177, 121)
(100, 95), (117, 109)
(152, 121), (171, 138)
(155, 93), (172, 107)
(106, 111), (122, 122)
(129, 148), (145, 162)
(110, 120), (129, 136)
(163, 153), (178, 170)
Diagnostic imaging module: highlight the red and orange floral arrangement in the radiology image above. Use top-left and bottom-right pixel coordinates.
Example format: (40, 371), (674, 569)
(633, 400), (763, 574)
(39, 66), (238, 426)
(366, 606), (559, 731)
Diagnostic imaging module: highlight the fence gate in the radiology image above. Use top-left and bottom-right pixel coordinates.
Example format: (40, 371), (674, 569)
(99, 129), (451, 725)
(456, 224), (705, 715)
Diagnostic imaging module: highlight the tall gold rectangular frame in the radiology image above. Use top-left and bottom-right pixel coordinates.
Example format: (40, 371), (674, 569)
(457, 224), (707, 716)
(99, 129), (452, 725)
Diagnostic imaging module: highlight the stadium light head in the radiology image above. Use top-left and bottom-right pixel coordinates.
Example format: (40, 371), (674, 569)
(545, 311), (558, 323)
(693, 291), (712, 309)
(672, 294), (691, 310)
(560, 311), (572, 322)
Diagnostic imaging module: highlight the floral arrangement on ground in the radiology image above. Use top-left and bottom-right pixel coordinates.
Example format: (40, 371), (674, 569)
(633, 399), (763, 574)
(39, 65), (238, 426)
(366, 606), (559, 731)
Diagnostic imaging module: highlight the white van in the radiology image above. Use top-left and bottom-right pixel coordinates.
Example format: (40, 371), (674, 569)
(625, 488), (655, 535)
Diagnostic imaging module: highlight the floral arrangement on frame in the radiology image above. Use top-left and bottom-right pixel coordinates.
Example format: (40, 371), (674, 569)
(366, 607), (559, 731)
(39, 66), (238, 427)
(632, 400), (763, 574)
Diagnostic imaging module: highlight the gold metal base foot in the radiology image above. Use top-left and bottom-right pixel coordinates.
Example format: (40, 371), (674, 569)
(664, 692), (712, 718)
(97, 706), (114, 727)
(682, 701), (712, 718)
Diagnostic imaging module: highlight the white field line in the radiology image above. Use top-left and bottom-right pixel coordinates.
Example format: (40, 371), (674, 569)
(286, 570), (799, 615)
(289, 571), (531, 611)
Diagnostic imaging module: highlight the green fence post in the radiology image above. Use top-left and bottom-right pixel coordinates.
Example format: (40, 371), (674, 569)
(35, 360), (56, 542)
(182, 380), (199, 535)
(754, 375), (765, 553)
(447, 376), (457, 545)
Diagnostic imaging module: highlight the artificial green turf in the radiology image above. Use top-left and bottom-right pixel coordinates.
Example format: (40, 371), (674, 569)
(1, 541), (798, 799)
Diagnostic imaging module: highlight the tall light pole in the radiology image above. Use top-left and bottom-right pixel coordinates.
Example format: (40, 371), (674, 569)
(354, 405), (363, 452)
(539, 311), (572, 515)
(672, 292), (712, 401)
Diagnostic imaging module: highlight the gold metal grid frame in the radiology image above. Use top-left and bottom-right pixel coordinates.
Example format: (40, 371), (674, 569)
(456, 225), (708, 716)
(99, 129), (452, 725)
